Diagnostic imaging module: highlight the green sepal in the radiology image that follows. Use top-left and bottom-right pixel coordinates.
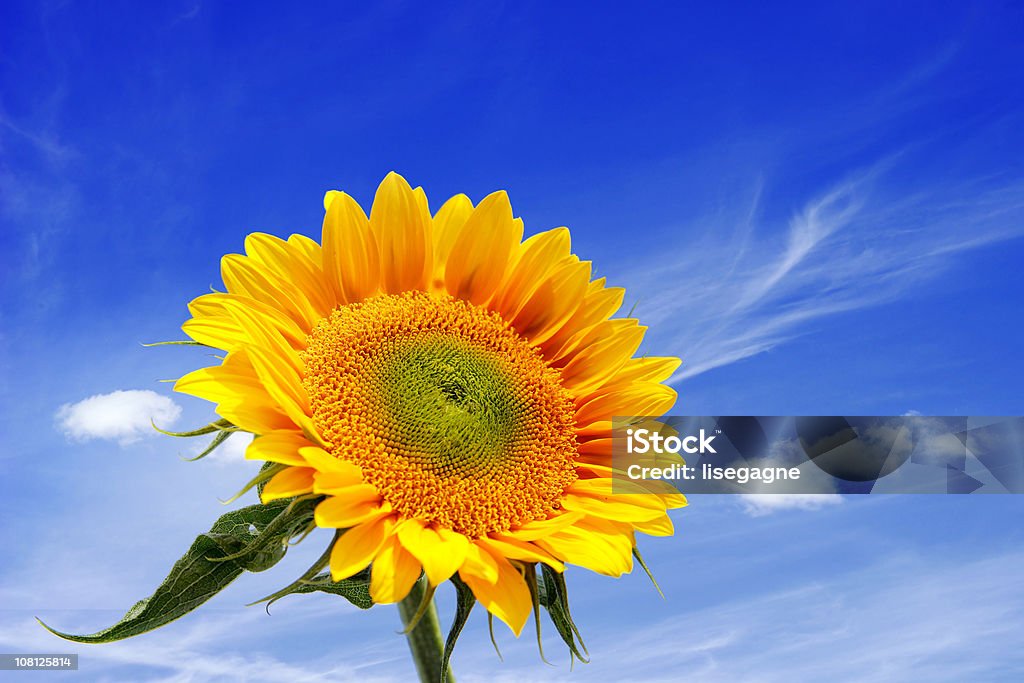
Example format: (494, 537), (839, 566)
(401, 582), (437, 634)
(153, 418), (236, 438)
(227, 461), (286, 503)
(538, 566), (589, 663)
(37, 499), (313, 644)
(487, 612), (503, 660)
(141, 340), (212, 348)
(522, 563), (551, 664)
(626, 297), (641, 318)
(441, 575), (476, 683)
(632, 547), (664, 598)
(182, 429), (235, 462)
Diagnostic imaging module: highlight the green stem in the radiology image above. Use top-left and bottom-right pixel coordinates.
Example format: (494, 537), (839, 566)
(398, 578), (451, 683)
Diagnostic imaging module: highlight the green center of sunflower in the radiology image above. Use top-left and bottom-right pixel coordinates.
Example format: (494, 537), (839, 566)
(301, 291), (578, 537)
(373, 335), (524, 478)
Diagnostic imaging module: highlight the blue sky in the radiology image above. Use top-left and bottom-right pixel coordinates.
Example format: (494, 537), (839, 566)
(1, 1), (1023, 681)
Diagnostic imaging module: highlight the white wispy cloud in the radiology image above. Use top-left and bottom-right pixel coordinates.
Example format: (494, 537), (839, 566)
(0, 605), (403, 683)
(447, 549), (1024, 682)
(739, 493), (844, 517)
(0, 109), (76, 164)
(56, 389), (182, 445)
(615, 168), (1024, 383)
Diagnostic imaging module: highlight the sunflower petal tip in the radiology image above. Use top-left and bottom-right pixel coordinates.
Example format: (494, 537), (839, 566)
(380, 171), (411, 189)
(323, 190), (342, 211)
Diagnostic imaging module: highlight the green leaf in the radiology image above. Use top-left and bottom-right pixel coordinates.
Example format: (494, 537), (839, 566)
(38, 499), (314, 643)
(538, 566), (589, 663)
(441, 575), (476, 682)
(248, 530), (373, 612)
(206, 496), (318, 567)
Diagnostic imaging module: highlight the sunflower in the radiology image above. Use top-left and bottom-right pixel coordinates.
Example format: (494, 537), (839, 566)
(174, 172), (685, 638)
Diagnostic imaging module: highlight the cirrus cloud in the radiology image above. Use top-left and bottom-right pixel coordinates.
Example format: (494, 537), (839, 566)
(740, 493), (844, 517)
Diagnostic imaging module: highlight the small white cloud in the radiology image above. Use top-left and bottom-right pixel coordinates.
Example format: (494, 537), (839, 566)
(740, 493), (843, 517)
(56, 390), (182, 446)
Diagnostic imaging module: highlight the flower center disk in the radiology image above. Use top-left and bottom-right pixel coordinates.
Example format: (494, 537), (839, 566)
(302, 291), (578, 537)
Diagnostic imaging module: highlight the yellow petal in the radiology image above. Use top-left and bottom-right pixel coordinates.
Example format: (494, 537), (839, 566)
(459, 548), (531, 636)
(219, 301), (321, 442)
(633, 513), (675, 537)
(243, 346), (316, 438)
(220, 298), (304, 375)
(570, 476), (672, 499)
(311, 468), (367, 493)
(370, 535), (423, 604)
(287, 233), (322, 267)
(559, 319), (646, 395)
(578, 436), (613, 457)
(299, 446), (361, 476)
(324, 190), (342, 211)
(173, 366), (251, 405)
(502, 511), (584, 542)
(260, 466), (316, 502)
(184, 293), (307, 350)
(245, 431), (314, 466)
(575, 383), (678, 433)
(431, 193), (474, 283)
(659, 490), (689, 510)
(479, 536), (563, 571)
(458, 540), (500, 584)
(395, 520), (470, 586)
(213, 400), (295, 435)
(606, 356), (681, 386)
(322, 191), (380, 303)
(220, 253), (319, 330)
(444, 191), (522, 305)
(328, 516), (393, 580)
(573, 461), (616, 477)
(173, 351), (294, 434)
(560, 490), (667, 523)
(542, 279), (625, 360)
(535, 517), (634, 577)
(314, 493), (388, 528)
(369, 172), (432, 293)
(490, 227), (572, 320)
(510, 257), (590, 344)
(244, 232), (334, 316)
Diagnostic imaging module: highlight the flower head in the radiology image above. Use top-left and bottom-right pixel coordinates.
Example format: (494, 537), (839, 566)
(175, 172), (685, 637)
